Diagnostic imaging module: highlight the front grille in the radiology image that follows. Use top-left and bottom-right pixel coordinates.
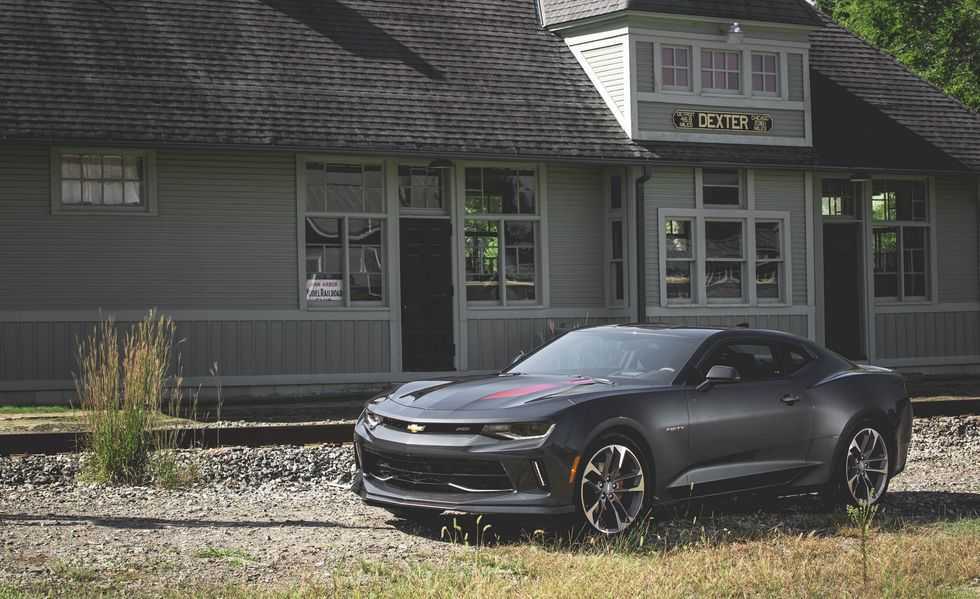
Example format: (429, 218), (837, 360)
(362, 449), (513, 493)
(380, 416), (483, 434)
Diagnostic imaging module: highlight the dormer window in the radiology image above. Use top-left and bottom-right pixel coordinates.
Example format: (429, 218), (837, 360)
(752, 53), (780, 96)
(661, 46), (691, 91)
(701, 49), (741, 93)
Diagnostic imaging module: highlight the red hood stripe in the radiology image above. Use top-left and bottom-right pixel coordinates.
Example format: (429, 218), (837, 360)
(479, 383), (563, 400)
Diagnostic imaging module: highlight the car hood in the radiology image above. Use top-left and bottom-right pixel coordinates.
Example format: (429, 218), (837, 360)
(384, 374), (621, 411)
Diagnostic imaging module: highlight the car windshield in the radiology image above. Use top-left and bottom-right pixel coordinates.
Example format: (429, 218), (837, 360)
(507, 328), (705, 384)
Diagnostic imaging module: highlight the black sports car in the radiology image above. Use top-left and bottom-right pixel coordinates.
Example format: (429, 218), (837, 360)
(352, 325), (913, 534)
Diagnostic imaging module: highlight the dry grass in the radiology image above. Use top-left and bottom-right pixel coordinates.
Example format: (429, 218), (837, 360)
(74, 311), (195, 486)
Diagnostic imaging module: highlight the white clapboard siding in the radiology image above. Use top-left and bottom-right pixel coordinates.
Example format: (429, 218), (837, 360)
(581, 42), (626, 116)
(548, 165), (606, 308)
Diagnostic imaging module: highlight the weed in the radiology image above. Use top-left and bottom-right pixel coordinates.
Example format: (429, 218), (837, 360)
(194, 547), (256, 567)
(847, 498), (879, 586)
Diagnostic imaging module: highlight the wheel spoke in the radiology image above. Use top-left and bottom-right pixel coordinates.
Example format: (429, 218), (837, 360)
(865, 468), (887, 474)
(583, 459), (603, 480)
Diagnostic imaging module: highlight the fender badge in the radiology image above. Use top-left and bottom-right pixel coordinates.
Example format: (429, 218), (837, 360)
(665, 425), (686, 433)
(406, 423), (426, 433)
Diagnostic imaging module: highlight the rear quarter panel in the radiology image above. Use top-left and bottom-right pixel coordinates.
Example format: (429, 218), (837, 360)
(798, 370), (909, 486)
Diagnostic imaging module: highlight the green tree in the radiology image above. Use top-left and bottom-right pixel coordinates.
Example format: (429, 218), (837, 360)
(816, 0), (980, 111)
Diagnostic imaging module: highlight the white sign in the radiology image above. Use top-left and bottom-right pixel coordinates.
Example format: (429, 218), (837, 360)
(307, 278), (343, 302)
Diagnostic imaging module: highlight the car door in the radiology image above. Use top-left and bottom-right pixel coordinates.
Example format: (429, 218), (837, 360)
(684, 337), (813, 495)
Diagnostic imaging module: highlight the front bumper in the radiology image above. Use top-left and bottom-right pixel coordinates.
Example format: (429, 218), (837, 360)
(351, 417), (579, 516)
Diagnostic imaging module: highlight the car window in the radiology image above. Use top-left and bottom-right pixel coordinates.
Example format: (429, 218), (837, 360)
(704, 342), (782, 382)
(781, 345), (812, 375)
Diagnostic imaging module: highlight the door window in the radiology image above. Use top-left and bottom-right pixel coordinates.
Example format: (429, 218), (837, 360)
(704, 342), (782, 381)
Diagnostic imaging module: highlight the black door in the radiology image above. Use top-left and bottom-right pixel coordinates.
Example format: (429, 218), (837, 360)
(823, 223), (864, 359)
(686, 339), (812, 495)
(400, 219), (454, 371)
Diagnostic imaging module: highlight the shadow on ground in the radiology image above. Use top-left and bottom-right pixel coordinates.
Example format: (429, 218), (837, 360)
(0, 513), (387, 532)
(386, 490), (980, 549)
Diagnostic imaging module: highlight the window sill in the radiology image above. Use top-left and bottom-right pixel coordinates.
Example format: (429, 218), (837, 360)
(51, 206), (157, 217)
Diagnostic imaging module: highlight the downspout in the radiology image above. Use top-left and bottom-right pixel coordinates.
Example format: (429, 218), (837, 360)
(635, 167), (652, 323)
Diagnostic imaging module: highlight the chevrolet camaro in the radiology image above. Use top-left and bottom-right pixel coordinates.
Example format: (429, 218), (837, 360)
(351, 325), (913, 535)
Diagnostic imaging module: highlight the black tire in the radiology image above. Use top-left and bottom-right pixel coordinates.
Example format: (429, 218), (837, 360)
(574, 433), (652, 535)
(823, 420), (892, 508)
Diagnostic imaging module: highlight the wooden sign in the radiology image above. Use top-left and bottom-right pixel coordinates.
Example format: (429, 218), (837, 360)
(673, 110), (773, 134)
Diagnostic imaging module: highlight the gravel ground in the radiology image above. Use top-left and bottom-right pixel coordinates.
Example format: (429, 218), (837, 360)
(0, 416), (977, 593)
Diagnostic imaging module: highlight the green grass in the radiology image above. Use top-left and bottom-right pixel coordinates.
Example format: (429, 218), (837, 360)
(193, 546), (256, 566)
(0, 405), (74, 414)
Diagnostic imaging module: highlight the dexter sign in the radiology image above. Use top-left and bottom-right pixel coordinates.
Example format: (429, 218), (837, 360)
(673, 110), (773, 134)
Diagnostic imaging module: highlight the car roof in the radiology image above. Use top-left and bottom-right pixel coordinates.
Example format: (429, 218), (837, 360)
(583, 323), (809, 343)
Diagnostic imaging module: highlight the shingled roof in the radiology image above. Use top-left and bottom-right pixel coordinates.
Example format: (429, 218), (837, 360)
(808, 12), (980, 172)
(539, 0), (822, 28)
(0, 0), (977, 173)
(0, 0), (651, 162)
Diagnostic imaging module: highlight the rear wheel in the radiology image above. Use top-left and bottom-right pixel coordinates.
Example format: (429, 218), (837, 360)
(576, 435), (649, 535)
(826, 424), (891, 507)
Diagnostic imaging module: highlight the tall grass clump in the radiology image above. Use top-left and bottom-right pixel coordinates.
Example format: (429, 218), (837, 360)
(75, 310), (192, 486)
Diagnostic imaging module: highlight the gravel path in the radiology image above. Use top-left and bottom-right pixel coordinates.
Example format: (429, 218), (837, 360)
(0, 416), (977, 593)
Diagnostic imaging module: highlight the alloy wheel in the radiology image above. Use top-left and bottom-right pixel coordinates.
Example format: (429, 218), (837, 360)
(845, 427), (889, 505)
(579, 444), (645, 534)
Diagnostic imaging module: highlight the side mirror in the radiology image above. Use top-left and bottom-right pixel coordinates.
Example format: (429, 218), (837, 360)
(696, 365), (741, 392)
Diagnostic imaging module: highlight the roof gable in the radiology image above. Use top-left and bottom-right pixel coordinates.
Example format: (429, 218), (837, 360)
(540, 0), (822, 28)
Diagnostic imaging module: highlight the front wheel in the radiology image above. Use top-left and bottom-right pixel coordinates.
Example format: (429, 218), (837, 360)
(576, 436), (649, 535)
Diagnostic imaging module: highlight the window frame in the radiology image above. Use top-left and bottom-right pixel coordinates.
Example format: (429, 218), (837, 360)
(659, 208), (793, 308)
(701, 168), (745, 208)
(700, 48), (742, 94)
(659, 45), (692, 92)
(461, 164), (544, 307)
(605, 170), (628, 307)
(50, 148), (158, 216)
(299, 157), (390, 310)
(751, 51), (780, 97)
(868, 178), (934, 303)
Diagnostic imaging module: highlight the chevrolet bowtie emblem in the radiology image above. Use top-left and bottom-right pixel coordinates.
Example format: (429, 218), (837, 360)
(406, 423), (426, 433)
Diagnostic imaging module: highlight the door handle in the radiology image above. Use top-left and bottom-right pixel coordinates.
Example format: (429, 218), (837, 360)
(780, 394), (801, 406)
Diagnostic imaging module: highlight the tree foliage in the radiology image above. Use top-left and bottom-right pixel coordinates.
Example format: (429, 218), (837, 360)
(816, 0), (980, 111)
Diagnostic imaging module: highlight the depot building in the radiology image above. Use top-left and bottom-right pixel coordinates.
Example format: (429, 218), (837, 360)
(1, 0), (979, 402)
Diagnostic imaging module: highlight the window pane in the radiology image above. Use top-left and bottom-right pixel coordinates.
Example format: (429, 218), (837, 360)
(62, 180), (81, 204)
(465, 220), (500, 301)
(611, 220), (623, 260)
(821, 179), (859, 217)
(704, 187), (740, 206)
(873, 227), (899, 297)
(663, 67), (675, 87)
(398, 165), (446, 211)
(666, 261), (692, 301)
(676, 48), (688, 67)
(349, 218), (385, 301)
(486, 168), (514, 213)
(505, 222), (536, 301)
(324, 164), (365, 212)
(706, 221), (743, 259)
(610, 175), (622, 210)
(757, 261), (782, 301)
(665, 219), (692, 259)
(872, 180), (927, 222)
(611, 261), (624, 301)
(662, 46), (674, 66)
(82, 181), (102, 205)
(518, 170), (536, 214)
(124, 181), (142, 205)
(61, 154), (81, 179)
(676, 69), (688, 87)
(123, 156), (143, 180)
(706, 262), (744, 300)
(306, 217), (345, 304)
(103, 181), (123, 205)
(903, 228), (927, 297)
(103, 155), (123, 179)
(82, 154), (102, 179)
(704, 169), (739, 186)
(756, 221), (781, 259)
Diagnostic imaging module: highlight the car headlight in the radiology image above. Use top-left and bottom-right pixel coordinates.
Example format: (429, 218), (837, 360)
(363, 407), (382, 430)
(481, 422), (554, 440)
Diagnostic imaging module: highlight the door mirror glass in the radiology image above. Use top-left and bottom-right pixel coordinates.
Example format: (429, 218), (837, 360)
(697, 364), (741, 391)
